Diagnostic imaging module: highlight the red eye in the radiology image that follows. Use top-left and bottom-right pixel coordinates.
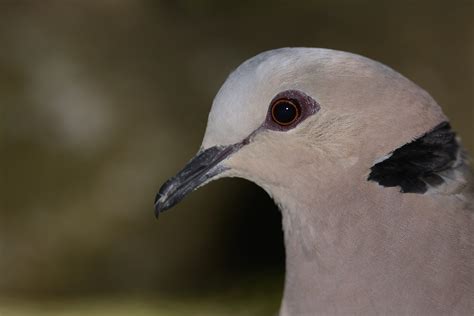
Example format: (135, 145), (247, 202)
(264, 90), (320, 131)
(271, 99), (300, 126)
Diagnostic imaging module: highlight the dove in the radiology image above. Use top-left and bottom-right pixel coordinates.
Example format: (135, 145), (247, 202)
(154, 48), (473, 315)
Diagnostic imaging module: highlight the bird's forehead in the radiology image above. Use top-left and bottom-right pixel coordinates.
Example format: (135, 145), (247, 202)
(201, 59), (273, 147)
(201, 48), (336, 148)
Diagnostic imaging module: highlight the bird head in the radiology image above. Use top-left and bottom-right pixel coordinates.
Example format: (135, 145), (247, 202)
(154, 48), (447, 216)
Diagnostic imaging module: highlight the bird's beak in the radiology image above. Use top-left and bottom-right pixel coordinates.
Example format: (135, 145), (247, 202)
(154, 144), (241, 217)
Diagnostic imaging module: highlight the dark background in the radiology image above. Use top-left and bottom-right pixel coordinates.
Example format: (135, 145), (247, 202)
(1, 1), (472, 315)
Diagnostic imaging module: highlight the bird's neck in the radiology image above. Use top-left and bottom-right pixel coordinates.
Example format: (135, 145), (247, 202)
(270, 175), (473, 315)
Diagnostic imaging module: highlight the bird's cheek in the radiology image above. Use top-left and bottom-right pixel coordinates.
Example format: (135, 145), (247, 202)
(224, 145), (283, 187)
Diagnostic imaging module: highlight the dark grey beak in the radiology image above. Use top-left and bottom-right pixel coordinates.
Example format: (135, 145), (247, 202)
(154, 145), (239, 217)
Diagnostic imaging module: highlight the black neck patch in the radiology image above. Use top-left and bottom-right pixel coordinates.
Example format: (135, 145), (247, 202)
(368, 121), (459, 194)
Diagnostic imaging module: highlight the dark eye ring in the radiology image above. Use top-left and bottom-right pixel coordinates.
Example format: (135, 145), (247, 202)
(271, 99), (300, 126)
(263, 89), (320, 131)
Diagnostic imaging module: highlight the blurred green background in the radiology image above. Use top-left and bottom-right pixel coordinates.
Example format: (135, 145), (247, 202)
(0, 1), (472, 315)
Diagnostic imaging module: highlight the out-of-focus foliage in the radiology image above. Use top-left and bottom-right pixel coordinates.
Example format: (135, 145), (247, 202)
(0, 0), (472, 313)
(1, 277), (281, 316)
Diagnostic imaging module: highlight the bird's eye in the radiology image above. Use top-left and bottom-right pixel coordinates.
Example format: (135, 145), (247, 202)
(264, 90), (320, 131)
(271, 99), (300, 126)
